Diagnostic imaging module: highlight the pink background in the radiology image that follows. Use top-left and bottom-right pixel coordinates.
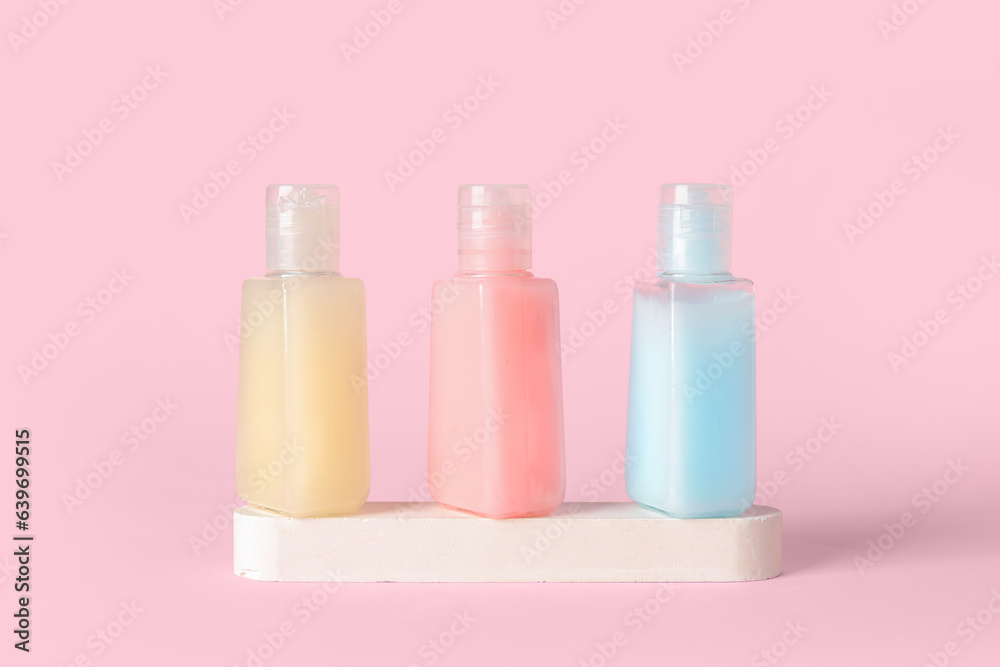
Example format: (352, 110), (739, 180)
(3, 0), (999, 664)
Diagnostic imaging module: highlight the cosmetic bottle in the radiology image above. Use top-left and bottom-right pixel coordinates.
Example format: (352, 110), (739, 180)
(625, 184), (756, 518)
(236, 185), (369, 517)
(428, 185), (565, 518)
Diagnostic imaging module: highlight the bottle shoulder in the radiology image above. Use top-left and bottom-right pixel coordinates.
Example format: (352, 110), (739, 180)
(433, 274), (558, 302)
(642, 273), (752, 285)
(639, 274), (753, 291)
(245, 273), (362, 284)
(634, 275), (754, 305)
(437, 272), (556, 288)
(243, 274), (365, 296)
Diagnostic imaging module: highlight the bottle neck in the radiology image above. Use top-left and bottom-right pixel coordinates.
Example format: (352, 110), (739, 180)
(456, 269), (533, 278)
(265, 269), (341, 278)
(656, 269), (733, 282)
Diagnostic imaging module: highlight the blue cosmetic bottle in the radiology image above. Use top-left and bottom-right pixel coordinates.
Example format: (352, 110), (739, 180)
(625, 184), (756, 518)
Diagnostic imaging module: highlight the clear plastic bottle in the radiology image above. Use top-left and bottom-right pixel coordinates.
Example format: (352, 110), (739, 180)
(428, 185), (565, 518)
(625, 184), (756, 518)
(236, 185), (369, 517)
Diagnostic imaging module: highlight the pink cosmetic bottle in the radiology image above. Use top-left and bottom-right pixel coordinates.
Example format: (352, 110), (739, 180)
(428, 185), (565, 518)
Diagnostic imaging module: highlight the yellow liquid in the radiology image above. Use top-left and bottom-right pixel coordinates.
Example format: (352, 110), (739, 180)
(236, 274), (369, 517)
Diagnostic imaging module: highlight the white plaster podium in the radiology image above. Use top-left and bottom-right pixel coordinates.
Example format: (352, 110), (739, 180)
(234, 502), (781, 583)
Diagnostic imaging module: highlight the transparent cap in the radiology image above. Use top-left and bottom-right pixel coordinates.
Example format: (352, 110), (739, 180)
(457, 185), (531, 271)
(265, 184), (339, 273)
(657, 183), (733, 274)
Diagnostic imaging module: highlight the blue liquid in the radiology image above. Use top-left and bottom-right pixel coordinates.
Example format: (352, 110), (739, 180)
(625, 277), (756, 518)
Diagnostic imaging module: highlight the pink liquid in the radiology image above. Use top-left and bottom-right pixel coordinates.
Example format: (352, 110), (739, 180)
(428, 272), (565, 518)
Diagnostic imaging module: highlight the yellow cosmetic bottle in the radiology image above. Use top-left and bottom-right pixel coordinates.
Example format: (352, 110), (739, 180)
(236, 185), (369, 517)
